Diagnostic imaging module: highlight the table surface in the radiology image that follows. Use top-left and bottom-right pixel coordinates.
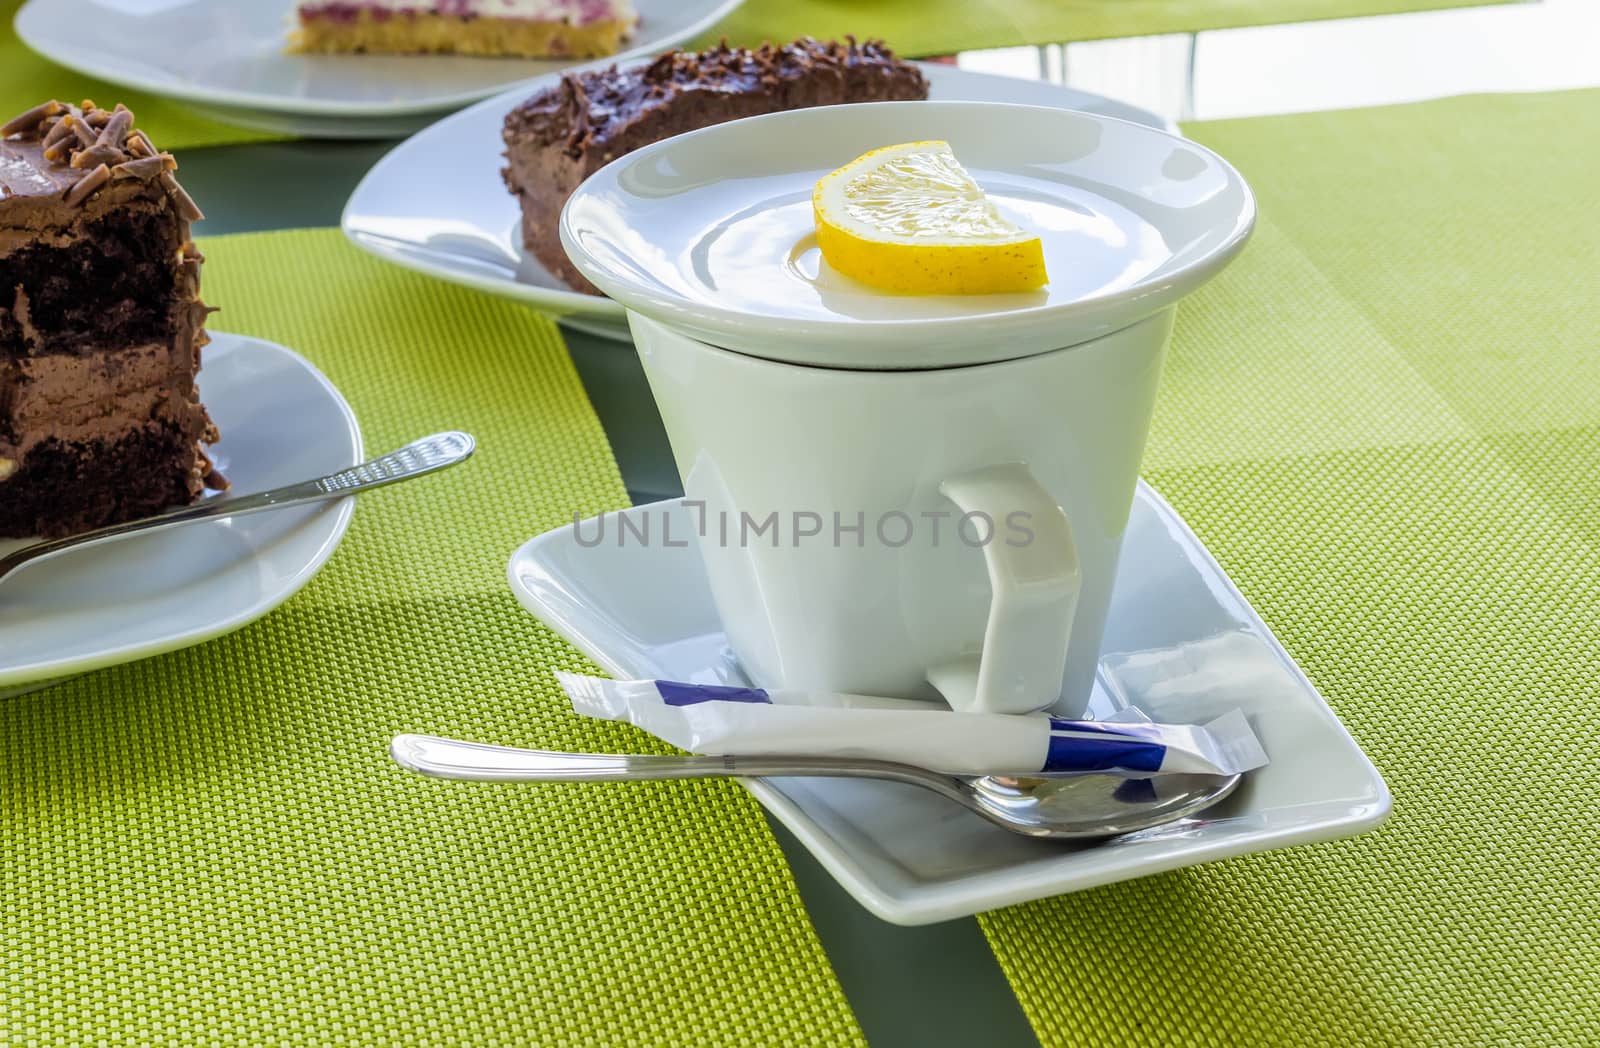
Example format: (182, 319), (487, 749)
(177, 139), (1034, 1048)
(170, 4), (1597, 1045)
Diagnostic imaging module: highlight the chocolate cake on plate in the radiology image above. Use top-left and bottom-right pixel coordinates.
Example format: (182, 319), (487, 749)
(502, 37), (930, 293)
(0, 100), (221, 539)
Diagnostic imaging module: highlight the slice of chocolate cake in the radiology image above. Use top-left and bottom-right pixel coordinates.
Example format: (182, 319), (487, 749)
(0, 100), (220, 539)
(503, 37), (930, 293)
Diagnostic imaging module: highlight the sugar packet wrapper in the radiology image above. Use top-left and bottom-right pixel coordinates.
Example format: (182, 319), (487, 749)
(555, 673), (1268, 778)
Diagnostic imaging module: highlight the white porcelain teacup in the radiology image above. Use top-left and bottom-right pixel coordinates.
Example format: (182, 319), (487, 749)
(562, 101), (1254, 716)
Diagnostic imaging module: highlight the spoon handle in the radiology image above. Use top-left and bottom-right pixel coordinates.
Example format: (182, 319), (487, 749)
(0, 432), (475, 582)
(391, 733), (947, 787)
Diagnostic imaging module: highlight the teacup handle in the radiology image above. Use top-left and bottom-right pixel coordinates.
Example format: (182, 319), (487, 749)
(926, 463), (1081, 714)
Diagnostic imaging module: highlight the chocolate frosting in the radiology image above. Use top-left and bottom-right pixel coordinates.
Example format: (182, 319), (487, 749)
(0, 101), (200, 221)
(506, 37), (929, 156)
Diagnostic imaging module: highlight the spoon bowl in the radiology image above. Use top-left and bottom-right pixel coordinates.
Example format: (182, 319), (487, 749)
(391, 733), (1242, 841)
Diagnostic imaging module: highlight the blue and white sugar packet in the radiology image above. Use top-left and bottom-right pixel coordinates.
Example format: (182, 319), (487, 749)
(555, 673), (1268, 778)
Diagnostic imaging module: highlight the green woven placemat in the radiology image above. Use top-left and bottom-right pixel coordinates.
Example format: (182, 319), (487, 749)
(1, 0), (282, 150)
(703, 0), (1512, 55)
(979, 88), (1600, 1047)
(0, 229), (864, 1047)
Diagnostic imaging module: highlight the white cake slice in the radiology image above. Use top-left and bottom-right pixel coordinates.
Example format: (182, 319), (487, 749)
(291, 0), (638, 58)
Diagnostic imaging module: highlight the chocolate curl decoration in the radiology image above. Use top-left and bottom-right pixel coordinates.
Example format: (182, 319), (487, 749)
(64, 114), (95, 148)
(94, 105), (134, 151)
(111, 155), (169, 181)
(64, 163), (111, 207)
(71, 143), (126, 171)
(40, 116), (76, 151)
(0, 99), (66, 138)
(160, 171), (204, 222)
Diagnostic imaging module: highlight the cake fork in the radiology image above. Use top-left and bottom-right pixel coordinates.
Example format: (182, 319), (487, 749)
(0, 431), (474, 586)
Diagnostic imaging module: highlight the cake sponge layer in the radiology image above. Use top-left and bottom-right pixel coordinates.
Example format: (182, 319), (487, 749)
(0, 424), (210, 539)
(1, 205), (182, 358)
(291, 11), (635, 57)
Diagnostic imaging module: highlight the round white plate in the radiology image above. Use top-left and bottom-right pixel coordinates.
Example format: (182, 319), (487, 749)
(13, 0), (745, 134)
(0, 332), (362, 692)
(341, 63), (1172, 343)
(563, 100), (1254, 368)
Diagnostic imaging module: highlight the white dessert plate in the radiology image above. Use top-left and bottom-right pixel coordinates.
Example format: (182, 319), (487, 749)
(507, 486), (1390, 925)
(12, 0), (745, 137)
(341, 63), (1172, 343)
(0, 332), (361, 695)
(563, 100), (1253, 368)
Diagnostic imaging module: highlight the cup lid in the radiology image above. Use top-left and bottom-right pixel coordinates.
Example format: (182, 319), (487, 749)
(561, 100), (1254, 370)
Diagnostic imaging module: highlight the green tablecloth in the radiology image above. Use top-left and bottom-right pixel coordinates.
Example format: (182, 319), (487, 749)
(0, 0), (280, 150)
(705, 0), (1515, 55)
(981, 87), (1600, 1047)
(0, 230), (865, 1047)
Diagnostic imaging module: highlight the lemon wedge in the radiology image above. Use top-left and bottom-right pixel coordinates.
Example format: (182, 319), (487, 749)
(813, 140), (1048, 295)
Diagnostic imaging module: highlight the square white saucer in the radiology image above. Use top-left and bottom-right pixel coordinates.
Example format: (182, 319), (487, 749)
(508, 483), (1389, 925)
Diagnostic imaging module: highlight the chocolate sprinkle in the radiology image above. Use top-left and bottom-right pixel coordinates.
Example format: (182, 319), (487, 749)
(64, 163), (111, 207)
(64, 115), (95, 148)
(94, 106), (133, 150)
(159, 171), (203, 222)
(0, 100), (66, 138)
(111, 155), (169, 181)
(70, 143), (124, 170)
(40, 117), (75, 151)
